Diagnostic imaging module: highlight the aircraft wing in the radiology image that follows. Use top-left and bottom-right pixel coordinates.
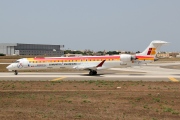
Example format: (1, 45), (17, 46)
(73, 60), (106, 70)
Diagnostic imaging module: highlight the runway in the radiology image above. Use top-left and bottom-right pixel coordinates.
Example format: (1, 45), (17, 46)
(0, 62), (180, 82)
(0, 72), (179, 82)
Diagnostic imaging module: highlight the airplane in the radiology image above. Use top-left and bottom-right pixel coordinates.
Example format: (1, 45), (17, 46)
(6, 40), (168, 75)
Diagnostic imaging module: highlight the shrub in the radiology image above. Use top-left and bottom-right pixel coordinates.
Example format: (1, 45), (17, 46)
(0, 53), (5, 56)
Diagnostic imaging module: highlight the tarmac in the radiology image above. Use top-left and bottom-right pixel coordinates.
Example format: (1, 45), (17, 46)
(0, 62), (180, 82)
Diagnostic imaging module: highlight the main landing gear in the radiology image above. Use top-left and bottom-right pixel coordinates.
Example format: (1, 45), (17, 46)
(89, 70), (97, 75)
(14, 70), (18, 75)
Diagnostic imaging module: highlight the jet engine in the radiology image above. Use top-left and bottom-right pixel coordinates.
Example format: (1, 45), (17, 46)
(120, 54), (137, 62)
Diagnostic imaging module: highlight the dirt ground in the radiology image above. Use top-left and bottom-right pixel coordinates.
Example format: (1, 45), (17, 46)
(157, 58), (180, 61)
(0, 81), (180, 120)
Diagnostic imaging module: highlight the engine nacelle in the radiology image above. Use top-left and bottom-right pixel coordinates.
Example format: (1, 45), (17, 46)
(120, 54), (132, 62)
(120, 54), (136, 62)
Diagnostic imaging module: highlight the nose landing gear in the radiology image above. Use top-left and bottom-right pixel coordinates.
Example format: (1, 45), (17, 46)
(14, 70), (18, 75)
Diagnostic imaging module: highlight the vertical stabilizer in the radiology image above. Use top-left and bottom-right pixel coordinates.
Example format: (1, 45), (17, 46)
(137, 40), (168, 57)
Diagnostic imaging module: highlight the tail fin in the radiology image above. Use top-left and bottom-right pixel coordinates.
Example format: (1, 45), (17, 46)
(137, 40), (168, 57)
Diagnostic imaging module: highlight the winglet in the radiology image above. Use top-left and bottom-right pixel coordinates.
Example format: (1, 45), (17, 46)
(96, 60), (106, 67)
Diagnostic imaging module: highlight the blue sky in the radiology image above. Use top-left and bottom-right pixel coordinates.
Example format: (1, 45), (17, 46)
(0, 0), (180, 52)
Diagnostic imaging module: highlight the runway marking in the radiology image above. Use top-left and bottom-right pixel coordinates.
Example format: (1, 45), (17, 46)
(168, 77), (179, 82)
(51, 77), (66, 81)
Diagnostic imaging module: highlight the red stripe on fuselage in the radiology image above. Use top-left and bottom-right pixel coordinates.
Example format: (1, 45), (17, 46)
(33, 56), (120, 61)
(32, 55), (153, 61)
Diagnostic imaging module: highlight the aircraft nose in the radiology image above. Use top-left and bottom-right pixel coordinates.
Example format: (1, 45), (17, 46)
(6, 65), (10, 69)
(6, 64), (12, 70)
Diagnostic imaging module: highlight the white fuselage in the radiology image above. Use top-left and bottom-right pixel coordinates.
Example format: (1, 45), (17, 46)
(6, 56), (153, 72)
(6, 40), (168, 75)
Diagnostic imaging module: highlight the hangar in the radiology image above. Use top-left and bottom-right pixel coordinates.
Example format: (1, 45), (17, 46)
(0, 43), (64, 56)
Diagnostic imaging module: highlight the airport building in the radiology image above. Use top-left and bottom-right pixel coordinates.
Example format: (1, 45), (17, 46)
(0, 43), (64, 56)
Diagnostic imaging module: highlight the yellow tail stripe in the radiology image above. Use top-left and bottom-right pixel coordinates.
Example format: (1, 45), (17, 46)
(168, 77), (179, 82)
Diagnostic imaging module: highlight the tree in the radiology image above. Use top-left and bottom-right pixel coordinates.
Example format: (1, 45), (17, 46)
(0, 53), (5, 56)
(136, 51), (141, 53)
(106, 51), (120, 55)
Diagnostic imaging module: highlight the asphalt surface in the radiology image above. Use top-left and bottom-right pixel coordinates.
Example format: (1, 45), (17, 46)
(0, 62), (180, 82)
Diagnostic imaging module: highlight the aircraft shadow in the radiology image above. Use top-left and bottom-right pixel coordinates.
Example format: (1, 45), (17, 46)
(128, 74), (145, 76)
(18, 73), (104, 77)
(80, 74), (104, 77)
(171, 74), (180, 76)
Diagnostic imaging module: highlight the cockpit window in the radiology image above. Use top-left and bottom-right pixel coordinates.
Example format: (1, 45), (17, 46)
(14, 61), (20, 63)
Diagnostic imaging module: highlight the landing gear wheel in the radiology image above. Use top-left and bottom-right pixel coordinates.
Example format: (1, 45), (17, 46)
(93, 71), (97, 75)
(89, 71), (93, 75)
(89, 70), (97, 75)
(14, 70), (18, 75)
